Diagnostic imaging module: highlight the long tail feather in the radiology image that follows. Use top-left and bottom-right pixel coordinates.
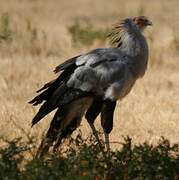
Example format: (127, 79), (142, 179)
(29, 62), (77, 106)
(35, 108), (64, 158)
(31, 84), (67, 126)
(35, 97), (92, 158)
(54, 55), (79, 73)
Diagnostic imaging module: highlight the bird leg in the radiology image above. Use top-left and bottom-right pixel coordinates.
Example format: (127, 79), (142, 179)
(101, 100), (116, 152)
(88, 123), (104, 149)
(85, 99), (104, 150)
(35, 109), (63, 159)
(104, 132), (110, 151)
(88, 122), (113, 165)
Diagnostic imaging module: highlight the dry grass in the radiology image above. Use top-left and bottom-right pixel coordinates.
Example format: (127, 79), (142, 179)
(0, 0), (179, 150)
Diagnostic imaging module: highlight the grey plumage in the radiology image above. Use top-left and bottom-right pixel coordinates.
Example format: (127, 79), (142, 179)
(29, 16), (152, 158)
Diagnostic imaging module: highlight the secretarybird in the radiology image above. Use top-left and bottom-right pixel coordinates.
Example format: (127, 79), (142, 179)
(29, 16), (152, 158)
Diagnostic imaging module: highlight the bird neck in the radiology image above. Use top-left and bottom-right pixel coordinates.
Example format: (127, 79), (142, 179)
(119, 32), (149, 78)
(119, 32), (142, 55)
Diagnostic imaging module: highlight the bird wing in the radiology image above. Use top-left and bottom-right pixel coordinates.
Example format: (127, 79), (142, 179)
(76, 48), (125, 66)
(66, 48), (127, 95)
(29, 48), (127, 126)
(54, 55), (80, 73)
(54, 48), (125, 73)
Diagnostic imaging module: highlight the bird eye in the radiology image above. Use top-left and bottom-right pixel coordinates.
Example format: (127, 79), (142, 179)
(132, 17), (138, 23)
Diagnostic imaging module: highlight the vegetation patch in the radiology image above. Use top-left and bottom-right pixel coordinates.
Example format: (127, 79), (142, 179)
(0, 134), (179, 180)
(0, 13), (12, 43)
(68, 20), (109, 47)
(0, 13), (53, 57)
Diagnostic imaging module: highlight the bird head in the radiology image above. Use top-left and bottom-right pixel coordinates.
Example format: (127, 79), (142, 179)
(108, 16), (152, 47)
(132, 16), (152, 31)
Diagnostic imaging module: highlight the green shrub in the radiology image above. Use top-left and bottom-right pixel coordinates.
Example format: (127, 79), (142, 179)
(0, 134), (179, 180)
(0, 13), (13, 43)
(0, 13), (50, 57)
(68, 20), (109, 47)
(173, 34), (179, 52)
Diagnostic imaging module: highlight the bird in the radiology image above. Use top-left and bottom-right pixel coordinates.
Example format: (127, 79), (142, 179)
(29, 16), (152, 159)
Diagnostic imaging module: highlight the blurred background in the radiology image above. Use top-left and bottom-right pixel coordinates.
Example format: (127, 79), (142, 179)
(0, 0), (179, 149)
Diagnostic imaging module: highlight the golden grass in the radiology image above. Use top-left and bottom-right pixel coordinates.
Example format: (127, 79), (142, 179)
(0, 0), (179, 149)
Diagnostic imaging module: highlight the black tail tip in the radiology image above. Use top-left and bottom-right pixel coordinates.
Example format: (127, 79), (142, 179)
(53, 68), (58, 74)
(31, 120), (37, 127)
(28, 100), (33, 104)
(28, 99), (39, 106)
